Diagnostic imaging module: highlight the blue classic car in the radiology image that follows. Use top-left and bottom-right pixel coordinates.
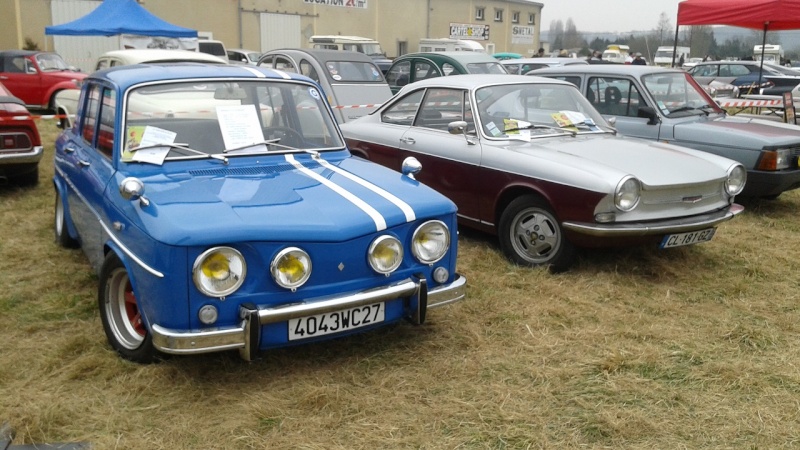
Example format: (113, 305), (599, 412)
(53, 64), (465, 362)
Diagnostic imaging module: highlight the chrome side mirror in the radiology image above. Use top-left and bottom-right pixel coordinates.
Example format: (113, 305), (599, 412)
(401, 157), (422, 180)
(119, 177), (150, 207)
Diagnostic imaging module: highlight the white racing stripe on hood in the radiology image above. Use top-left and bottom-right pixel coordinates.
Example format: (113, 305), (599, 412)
(314, 157), (416, 222)
(285, 154), (387, 231)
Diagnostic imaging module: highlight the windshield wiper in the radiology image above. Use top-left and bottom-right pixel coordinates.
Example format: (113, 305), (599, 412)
(128, 142), (228, 163)
(669, 106), (703, 115)
(504, 123), (578, 137)
(223, 138), (282, 154)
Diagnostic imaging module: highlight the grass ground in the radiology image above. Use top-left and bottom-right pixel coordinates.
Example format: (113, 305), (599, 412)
(2, 120), (800, 449)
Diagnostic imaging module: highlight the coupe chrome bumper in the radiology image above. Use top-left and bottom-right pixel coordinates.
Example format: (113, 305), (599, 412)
(562, 203), (744, 237)
(150, 274), (466, 361)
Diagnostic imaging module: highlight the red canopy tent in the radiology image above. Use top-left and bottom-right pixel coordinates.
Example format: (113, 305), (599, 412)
(675, 0), (800, 82)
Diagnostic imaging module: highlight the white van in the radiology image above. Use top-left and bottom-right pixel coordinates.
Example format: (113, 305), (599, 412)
(309, 35), (391, 73)
(602, 44), (630, 64)
(654, 46), (690, 67)
(419, 38), (485, 53)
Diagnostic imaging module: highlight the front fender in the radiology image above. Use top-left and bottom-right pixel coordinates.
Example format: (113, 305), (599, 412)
(52, 176), (79, 242)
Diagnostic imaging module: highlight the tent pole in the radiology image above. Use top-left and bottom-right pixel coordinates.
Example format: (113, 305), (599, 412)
(758, 23), (768, 92)
(672, 22), (680, 67)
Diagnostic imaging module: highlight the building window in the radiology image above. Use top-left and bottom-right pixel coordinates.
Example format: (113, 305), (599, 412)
(494, 9), (503, 22)
(512, 12), (520, 23)
(475, 7), (484, 21)
(528, 13), (535, 24)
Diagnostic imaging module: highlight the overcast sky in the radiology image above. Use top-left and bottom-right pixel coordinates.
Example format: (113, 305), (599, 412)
(541, 0), (685, 33)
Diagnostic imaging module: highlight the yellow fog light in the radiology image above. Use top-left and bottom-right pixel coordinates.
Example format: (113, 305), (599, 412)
(271, 247), (311, 289)
(368, 235), (403, 275)
(193, 247), (246, 297)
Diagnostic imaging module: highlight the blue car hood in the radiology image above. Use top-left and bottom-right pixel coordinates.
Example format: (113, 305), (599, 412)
(673, 115), (800, 148)
(123, 154), (455, 246)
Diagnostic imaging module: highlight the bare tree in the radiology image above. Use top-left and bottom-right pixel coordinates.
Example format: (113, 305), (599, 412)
(549, 19), (564, 51)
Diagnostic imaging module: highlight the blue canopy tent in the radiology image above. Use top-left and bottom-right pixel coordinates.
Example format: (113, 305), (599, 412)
(45, 0), (197, 38)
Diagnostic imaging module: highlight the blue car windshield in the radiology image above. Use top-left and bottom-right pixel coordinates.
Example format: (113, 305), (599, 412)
(122, 80), (344, 161)
(642, 72), (721, 116)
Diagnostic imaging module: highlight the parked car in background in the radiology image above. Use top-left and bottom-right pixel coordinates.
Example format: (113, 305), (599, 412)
(492, 52), (523, 61)
(53, 63), (465, 363)
(687, 60), (800, 96)
(309, 35), (392, 74)
(0, 50), (86, 111)
(682, 57), (704, 70)
(533, 64), (800, 198)
(341, 75), (745, 272)
(385, 51), (507, 94)
(197, 39), (228, 62)
(258, 49), (392, 123)
(227, 48), (260, 65)
(53, 49), (228, 128)
(501, 57), (588, 75)
(0, 81), (42, 185)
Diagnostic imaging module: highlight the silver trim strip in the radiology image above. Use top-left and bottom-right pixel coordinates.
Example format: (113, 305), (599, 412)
(285, 154), (387, 231)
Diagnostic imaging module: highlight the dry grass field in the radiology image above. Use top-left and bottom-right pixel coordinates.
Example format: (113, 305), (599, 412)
(2, 120), (800, 449)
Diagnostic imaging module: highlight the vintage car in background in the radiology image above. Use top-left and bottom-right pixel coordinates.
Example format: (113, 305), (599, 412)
(384, 51), (508, 94)
(258, 49), (391, 123)
(53, 64), (465, 363)
(227, 48), (260, 65)
(0, 81), (42, 185)
(687, 60), (800, 96)
(54, 49), (228, 129)
(492, 52), (523, 61)
(0, 50), (86, 111)
(533, 65), (800, 198)
(340, 75), (745, 272)
(500, 57), (588, 75)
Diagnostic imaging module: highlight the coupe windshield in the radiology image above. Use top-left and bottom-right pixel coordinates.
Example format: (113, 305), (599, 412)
(35, 53), (71, 71)
(642, 72), (721, 116)
(123, 80), (343, 161)
(476, 83), (609, 139)
(467, 62), (508, 74)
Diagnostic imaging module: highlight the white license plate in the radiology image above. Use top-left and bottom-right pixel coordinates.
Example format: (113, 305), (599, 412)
(660, 228), (716, 248)
(288, 303), (385, 341)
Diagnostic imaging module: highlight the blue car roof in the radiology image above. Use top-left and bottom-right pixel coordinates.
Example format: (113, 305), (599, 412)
(92, 63), (312, 90)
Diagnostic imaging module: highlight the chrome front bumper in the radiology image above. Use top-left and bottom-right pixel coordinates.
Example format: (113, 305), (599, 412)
(150, 274), (466, 361)
(562, 203), (744, 237)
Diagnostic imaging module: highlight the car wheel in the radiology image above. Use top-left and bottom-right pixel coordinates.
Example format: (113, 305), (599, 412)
(54, 190), (79, 248)
(498, 195), (577, 273)
(98, 253), (159, 363)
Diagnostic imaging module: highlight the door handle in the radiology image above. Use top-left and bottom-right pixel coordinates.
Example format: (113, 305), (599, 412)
(77, 160), (90, 168)
(64, 146), (76, 154)
(400, 137), (416, 144)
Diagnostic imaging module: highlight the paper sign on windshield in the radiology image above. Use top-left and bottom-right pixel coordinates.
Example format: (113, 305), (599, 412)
(216, 105), (267, 152)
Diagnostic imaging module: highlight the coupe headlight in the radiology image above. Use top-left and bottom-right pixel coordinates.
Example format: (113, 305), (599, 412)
(193, 247), (246, 297)
(615, 176), (641, 211)
(725, 164), (747, 196)
(412, 220), (450, 264)
(271, 247), (311, 290)
(368, 235), (403, 275)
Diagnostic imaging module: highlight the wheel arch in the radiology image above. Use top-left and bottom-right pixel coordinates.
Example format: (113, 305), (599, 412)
(53, 179), (80, 243)
(494, 184), (556, 228)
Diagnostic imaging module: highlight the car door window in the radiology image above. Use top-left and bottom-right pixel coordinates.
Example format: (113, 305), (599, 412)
(414, 88), (472, 131)
(274, 56), (296, 73)
(299, 59), (320, 83)
(386, 60), (411, 88)
(381, 90), (424, 126)
(729, 65), (750, 76)
(588, 77), (642, 117)
(442, 63), (456, 76)
(693, 65), (717, 77)
(97, 88), (116, 158)
(81, 84), (101, 145)
(414, 61), (441, 82)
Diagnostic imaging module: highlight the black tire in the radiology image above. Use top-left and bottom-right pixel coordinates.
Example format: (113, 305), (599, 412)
(498, 195), (577, 273)
(54, 190), (79, 248)
(98, 253), (159, 363)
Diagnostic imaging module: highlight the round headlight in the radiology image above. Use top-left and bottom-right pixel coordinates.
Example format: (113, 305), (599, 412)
(368, 235), (403, 274)
(726, 164), (747, 196)
(192, 247), (246, 297)
(615, 176), (641, 212)
(412, 220), (450, 264)
(271, 247), (312, 290)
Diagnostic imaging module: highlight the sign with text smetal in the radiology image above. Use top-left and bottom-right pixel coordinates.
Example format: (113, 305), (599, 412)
(511, 26), (534, 44)
(449, 23), (489, 40)
(303, 0), (368, 8)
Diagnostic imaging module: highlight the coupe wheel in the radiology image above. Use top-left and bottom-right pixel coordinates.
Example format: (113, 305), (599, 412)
(498, 195), (576, 273)
(99, 253), (158, 363)
(54, 190), (79, 248)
